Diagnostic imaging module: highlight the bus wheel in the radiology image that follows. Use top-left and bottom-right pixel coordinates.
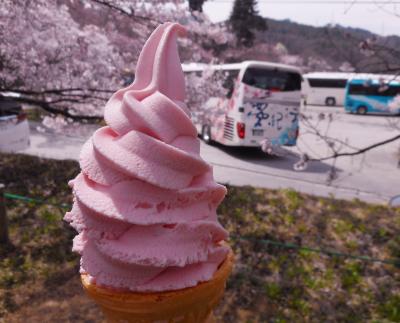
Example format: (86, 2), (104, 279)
(201, 125), (212, 144)
(356, 106), (367, 115)
(325, 97), (336, 106)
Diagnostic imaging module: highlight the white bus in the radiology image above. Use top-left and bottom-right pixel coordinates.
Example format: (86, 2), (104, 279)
(302, 72), (353, 106)
(183, 61), (302, 148)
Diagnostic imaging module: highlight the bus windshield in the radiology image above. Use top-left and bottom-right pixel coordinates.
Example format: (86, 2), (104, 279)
(242, 68), (301, 91)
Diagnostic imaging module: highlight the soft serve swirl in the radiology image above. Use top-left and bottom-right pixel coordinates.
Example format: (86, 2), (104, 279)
(64, 22), (229, 292)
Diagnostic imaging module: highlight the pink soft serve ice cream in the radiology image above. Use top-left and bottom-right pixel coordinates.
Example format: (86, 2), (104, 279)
(64, 22), (230, 292)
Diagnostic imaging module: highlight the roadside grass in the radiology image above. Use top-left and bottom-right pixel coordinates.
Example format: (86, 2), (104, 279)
(0, 153), (399, 322)
(24, 106), (43, 123)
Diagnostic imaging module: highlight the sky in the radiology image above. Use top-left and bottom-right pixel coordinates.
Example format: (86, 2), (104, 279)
(203, 0), (400, 37)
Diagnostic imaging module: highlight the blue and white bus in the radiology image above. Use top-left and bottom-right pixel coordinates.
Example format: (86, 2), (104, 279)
(344, 77), (400, 115)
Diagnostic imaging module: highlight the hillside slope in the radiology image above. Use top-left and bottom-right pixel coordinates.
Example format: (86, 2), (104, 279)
(221, 18), (400, 73)
(64, 0), (400, 74)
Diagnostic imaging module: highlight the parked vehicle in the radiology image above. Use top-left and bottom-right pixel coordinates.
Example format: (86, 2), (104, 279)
(344, 77), (400, 115)
(0, 95), (30, 152)
(389, 195), (400, 207)
(183, 61), (301, 148)
(302, 72), (352, 106)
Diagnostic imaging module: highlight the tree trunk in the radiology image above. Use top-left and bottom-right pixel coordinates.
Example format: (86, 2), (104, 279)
(0, 184), (9, 245)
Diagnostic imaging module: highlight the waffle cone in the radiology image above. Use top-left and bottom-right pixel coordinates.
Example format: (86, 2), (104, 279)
(81, 249), (234, 323)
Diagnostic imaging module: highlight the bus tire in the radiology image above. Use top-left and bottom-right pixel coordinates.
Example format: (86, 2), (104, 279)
(356, 106), (367, 115)
(201, 125), (212, 144)
(325, 97), (336, 106)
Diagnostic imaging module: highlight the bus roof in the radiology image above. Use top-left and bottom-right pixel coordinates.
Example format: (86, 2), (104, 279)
(348, 74), (400, 82)
(304, 72), (400, 82)
(182, 60), (301, 74)
(303, 72), (355, 80)
(349, 78), (400, 86)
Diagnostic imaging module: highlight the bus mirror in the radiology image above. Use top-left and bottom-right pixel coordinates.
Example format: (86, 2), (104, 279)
(389, 195), (400, 207)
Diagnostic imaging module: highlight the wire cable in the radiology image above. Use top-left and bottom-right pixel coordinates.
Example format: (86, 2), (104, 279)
(241, 237), (400, 266)
(4, 192), (71, 209)
(3, 192), (400, 267)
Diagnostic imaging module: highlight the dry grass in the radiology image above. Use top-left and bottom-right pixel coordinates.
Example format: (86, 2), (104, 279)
(0, 153), (399, 323)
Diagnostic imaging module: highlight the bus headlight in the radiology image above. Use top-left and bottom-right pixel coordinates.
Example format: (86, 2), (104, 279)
(236, 122), (245, 139)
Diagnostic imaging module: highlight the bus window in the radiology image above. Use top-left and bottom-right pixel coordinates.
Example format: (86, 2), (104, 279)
(223, 70), (240, 98)
(242, 68), (301, 92)
(308, 78), (347, 88)
(348, 84), (366, 95)
(349, 83), (400, 97)
(383, 85), (400, 96)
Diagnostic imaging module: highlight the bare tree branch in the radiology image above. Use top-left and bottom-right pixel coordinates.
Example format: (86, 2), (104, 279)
(374, 1), (400, 19)
(89, 0), (161, 25)
(8, 96), (103, 121)
(324, 26), (400, 73)
(1, 88), (115, 95)
(309, 134), (400, 162)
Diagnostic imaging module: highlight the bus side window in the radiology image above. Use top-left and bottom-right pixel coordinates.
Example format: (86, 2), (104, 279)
(386, 86), (400, 97)
(223, 70), (240, 98)
(349, 83), (400, 97)
(285, 73), (302, 91)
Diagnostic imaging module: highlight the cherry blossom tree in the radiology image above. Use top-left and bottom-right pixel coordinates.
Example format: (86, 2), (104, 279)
(0, 0), (233, 123)
(0, 0), (124, 120)
(1, 0), (399, 178)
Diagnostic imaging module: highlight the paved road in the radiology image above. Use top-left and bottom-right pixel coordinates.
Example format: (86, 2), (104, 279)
(21, 106), (400, 204)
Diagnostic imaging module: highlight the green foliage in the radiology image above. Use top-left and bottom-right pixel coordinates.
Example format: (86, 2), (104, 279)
(264, 282), (282, 300)
(219, 185), (400, 322)
(332, 218), (354, 235)
(378, 294), (400, 321)
(188, 0), (206, 12)
(25, 107), (43, 122)
(387, 236), (400, 259)
(283, 188), (302, 211)
(0, 153), (79, 318)
(341, 262), (362, 290)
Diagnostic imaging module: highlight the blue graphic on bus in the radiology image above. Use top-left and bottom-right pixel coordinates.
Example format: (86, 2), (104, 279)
(270, 123), (299, 146)
(247, 102), (269, 127)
